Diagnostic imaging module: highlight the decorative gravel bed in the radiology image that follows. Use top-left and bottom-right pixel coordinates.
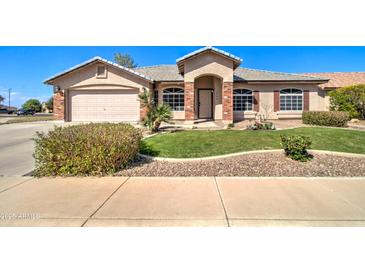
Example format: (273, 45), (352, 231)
(117, 152), (365, 177)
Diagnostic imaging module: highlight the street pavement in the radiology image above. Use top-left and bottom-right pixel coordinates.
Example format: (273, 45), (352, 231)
(0, 122), (59, 176)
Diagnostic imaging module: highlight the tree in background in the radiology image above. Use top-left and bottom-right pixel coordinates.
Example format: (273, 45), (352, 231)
(45, 97), (53, 112)
(22, 99), (42, 112)
(114, 53), (138, 69)
(329, 84), (365, 119)
(0, 95), (4, 104)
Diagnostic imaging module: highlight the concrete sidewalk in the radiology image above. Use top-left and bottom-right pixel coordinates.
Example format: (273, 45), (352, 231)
(0, 176), (365, 227)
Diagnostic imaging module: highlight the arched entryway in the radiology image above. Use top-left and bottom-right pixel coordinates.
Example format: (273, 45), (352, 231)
(193, 75), (223, 120)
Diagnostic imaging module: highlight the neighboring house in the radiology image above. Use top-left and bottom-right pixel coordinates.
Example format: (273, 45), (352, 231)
(0, 104), (17, 113)
(304, 72), (365, 110)
(44, 47), (331, 123)
(41, 102), (52, 113)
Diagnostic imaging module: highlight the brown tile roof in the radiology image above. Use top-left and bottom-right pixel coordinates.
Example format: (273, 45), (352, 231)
(303, 72), (365, 90)
(135, 65), (328, 83)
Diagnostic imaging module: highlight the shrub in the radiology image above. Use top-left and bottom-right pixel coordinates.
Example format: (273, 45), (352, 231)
(302, 111), (349, 127)
(280, 135), (312, 162)
(33, 123), (142, 176)
(139, 88), (172, 133)
(329, 84), (365, 119)
(246, 121), (276, 130)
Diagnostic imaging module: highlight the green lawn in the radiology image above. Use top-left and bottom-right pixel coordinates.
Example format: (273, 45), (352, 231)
(140, 127), (365, 158)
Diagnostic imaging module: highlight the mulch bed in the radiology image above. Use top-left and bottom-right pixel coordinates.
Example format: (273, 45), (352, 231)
(117, 152), (365, 177)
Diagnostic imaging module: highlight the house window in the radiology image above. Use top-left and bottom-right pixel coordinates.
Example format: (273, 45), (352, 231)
(233, 89), (253, 111)
(163, 88), (184, 111)
(153, 90), (158, 106)
(280, 88), (303, 111)
(96, 65), (107, 78)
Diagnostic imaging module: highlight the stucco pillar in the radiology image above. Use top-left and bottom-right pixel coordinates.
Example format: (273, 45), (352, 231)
(184, 82), (195, 120)
(53, 90), (65, 120)
(303, 90), (310, 111)
(222, 82), (233, 123)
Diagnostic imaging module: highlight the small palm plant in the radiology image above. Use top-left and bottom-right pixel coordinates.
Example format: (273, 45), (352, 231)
(139, 88), (172, 133)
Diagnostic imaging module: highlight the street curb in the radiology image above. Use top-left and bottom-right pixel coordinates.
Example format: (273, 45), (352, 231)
(138, 149), (365, 162)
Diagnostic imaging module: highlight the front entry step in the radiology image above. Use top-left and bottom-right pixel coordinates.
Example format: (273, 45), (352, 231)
(194, 119), (213, 124)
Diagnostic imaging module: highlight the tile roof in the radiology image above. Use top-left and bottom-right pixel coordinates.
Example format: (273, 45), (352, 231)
(44, 55), (328, 85)
(234, 67), (328, 82)
(135, 65), (183, 81)
(303, 72), (365, 89)
(44, 56), (154, 84)
(176, 46), (243, 63)
(135, 65), (328, 82)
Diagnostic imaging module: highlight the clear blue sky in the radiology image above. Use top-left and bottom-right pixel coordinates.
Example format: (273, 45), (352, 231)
(1, 46), (365, 107)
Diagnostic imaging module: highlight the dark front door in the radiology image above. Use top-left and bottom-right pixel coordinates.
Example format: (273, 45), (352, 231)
(198, 89), (213, 119)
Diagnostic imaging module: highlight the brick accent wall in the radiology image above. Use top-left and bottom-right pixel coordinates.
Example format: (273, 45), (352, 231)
(184, 82), (195, 120)
(303, 90), (310, 111)
(222, 82), (233, 122)
(139, 91), (148, 121)
(253, 90), (260, 112)
(53, 90), (64, 120)
(273, 90), (280, 112)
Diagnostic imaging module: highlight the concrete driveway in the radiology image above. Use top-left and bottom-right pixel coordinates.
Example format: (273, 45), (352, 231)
(0, 176), (365, 227)
(0, 122), (59, 176)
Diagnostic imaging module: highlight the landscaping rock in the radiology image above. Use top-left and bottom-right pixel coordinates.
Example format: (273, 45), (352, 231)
(117, 152), (365, 177)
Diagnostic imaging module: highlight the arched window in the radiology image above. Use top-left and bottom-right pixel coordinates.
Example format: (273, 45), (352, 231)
(233, 89), (253, 111)
(163, 88), (184, 111)
(280, 88), (303, 111)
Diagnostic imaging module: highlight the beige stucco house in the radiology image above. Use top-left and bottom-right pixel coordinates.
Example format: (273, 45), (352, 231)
(44, 47), (330, 123)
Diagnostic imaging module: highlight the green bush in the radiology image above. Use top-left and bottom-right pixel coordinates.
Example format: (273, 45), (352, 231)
(280, 135), (312, 162)
(246, 121), (276, 130)
(302, 111), (349, 127)
(329, 84), (365, 119)
(33, 123), (142, 176)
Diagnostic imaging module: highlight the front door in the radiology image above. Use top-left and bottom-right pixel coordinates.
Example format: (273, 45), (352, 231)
(198, 89), (213, 119)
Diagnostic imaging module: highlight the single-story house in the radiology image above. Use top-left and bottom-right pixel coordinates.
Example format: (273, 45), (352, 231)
(303, 72), (365, 111)
(0, 104), (17, 113)
(303, 72), (365, 90)
(45, 46), (333, 124)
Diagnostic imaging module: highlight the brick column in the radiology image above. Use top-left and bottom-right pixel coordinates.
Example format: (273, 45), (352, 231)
(140, 94), (148, 122)
(184, 82), (195, 120)
(53, 90), (64, 120)
(222, 82), (233, 123)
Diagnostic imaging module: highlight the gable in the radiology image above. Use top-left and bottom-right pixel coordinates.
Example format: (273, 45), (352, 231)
(183, 51), (235, 82)
(47, 61), (151, 90)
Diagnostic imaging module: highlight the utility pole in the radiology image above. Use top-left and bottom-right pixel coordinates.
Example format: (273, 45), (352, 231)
(8, 88), (11, 110)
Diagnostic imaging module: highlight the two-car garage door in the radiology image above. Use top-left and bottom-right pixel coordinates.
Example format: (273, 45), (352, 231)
(69, 90), (139, 122)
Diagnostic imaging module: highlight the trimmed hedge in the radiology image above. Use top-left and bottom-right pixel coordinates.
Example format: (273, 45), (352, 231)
(302, 111), (349, 127)
(33, 123), (142, 176)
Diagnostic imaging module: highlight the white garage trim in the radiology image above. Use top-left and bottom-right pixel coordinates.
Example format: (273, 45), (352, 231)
(69, 89), (140, 122)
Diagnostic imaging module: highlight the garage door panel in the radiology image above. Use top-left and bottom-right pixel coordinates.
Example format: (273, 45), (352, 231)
(70, 90), (139, 122)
